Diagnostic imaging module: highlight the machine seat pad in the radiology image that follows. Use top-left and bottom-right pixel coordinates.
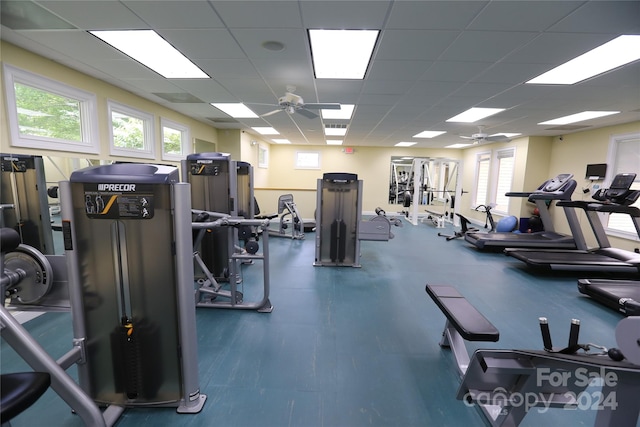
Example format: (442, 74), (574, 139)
(426, 284), (499, 342)
(1, 372), (51, 423)
(0, 228), (21, 253)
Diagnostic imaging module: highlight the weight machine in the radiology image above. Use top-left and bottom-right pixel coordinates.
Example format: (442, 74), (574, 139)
(2, 163), (208, 426)
(314, 173), (362, 267)
(183, 153), (272, 312)
(1, 154), (55, 254)
(404, 158), (462, 227)
(257, 194), (306, 240)
(192, 210), (273, 312)
(426, 284), (640, 427)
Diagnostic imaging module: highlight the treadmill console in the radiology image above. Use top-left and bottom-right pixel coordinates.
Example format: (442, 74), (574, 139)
(592, 173), (638, 205)
(543, 173), (573, 192)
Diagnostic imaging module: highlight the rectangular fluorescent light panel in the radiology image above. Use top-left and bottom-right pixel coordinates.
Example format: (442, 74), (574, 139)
(211, 103), (258, 118)
(395, 142), (416, 147)
(252, 127), (279, 135)
(446, 143), (472, 149)
(446, 107), (505, 123)
(324, 127), (347, 136)
(309, 29), (379, 79)
(413, 130), (446, 138)
(322, 105), (354, 120)
(272, 139), (291, 144)
(527, 35), (640, 85)
(326, 140), (343, 145)
(90, 30), (208, 79)
(538, 111), (619, 125)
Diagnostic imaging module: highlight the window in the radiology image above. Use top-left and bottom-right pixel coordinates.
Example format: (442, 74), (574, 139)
(472, 152), (491, 207)
(295, 151), (320, 169)
(108, 101), (155, 159)
(161, 118), (190, 161)
(258, 145), (269, 168)
(472, 148), (515, 213)
(3, 64), (99, 154)
(604, 132), (640, 239)
(492, 148), (515, 213)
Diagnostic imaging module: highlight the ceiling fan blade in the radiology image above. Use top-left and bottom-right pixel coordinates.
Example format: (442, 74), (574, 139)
(303, 103), (341, 110)
(260, 109), (282, 117)
(460, 135), (474, 140)
(296, 108), (318, 119)
(485, 134), (512, 142)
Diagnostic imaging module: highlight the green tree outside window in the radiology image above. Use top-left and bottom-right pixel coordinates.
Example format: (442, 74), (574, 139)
(15, 82), (82, 141)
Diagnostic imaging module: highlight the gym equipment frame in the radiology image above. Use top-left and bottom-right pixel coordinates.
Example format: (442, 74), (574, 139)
(192, 209), (273, 313)
(426, 284), (640, 427)
(1, 154), (55, 254)
(61, 164), (206, 412)
(314, 173), (362, 267)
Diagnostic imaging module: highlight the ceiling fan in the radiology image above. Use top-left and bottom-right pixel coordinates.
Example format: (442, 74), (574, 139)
(260, 86), (341, 119)
(460, 126), (512, 144)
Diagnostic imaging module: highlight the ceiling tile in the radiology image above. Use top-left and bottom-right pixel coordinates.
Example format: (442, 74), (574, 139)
(468, 1), (583, 32)
(211, 1), (303, 28)
(367, 60), (433, 81)
(549, 1), (640, 34)
(300, 0), (391, 29)
(158, 29), (245, 60)
(440, 31), (538, 62)
(230, 28), (309, 60)
(386, 1), (486, 30)
(37, 1), (148, 29)
(375, 30), (459, 61)
(123, 1), (224, 29)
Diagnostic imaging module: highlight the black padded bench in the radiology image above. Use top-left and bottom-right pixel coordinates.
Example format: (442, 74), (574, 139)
(426, 284), (499, 375)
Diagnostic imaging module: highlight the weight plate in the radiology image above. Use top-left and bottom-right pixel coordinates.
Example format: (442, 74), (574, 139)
(615, 317), (640, 365)
(4, 244), (54, 304)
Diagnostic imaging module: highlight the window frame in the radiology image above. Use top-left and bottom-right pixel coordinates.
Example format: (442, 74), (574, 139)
(490, 147), (516, 215)
(602, 132), (640, 241)
(3, 63), (100, 154)
(108, 100), (156, 159)
(160, 117), (190, 161)
(295, 151), (321, 170)
(471, 151), (491, 208)
(258, 144), (269, 168)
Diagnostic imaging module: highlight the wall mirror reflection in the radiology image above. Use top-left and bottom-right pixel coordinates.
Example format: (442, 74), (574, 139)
(389, 156), (460, 224)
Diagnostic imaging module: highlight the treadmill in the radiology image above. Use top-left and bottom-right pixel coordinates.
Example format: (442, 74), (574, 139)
(465, 173), (580, 249)
(506, 173), (640, 274)
(578, 278), (640, 316)
(576, 174), (640, 316)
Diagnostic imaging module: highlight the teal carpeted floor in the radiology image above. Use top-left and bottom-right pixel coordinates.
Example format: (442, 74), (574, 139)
(1, 219), (634, 426)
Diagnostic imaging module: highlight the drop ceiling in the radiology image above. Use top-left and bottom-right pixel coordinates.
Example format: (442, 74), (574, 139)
(1, 0), (639, 148)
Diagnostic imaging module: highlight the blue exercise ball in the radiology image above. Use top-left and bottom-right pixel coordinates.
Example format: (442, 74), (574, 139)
(496, 215), (518, 232)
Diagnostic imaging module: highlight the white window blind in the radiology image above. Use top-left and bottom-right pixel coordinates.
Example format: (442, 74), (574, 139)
(606, 134), (640, 238)
(493, 148), (515, 213)
(473, 152), (491, 207)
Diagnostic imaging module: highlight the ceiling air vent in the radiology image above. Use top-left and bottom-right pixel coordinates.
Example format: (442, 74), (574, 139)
(544, 125), (591, 131)
(207, 117), (239, 124)
(153, 93), (204, 103)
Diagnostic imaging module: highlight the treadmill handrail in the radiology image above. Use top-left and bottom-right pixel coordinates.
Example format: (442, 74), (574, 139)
(557, 200), (640, 216)
(505, 179), (576, 201)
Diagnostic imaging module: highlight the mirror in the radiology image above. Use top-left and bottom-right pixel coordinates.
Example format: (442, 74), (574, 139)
(389, 156), (460, 222)
(389, 156), (413, 204)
